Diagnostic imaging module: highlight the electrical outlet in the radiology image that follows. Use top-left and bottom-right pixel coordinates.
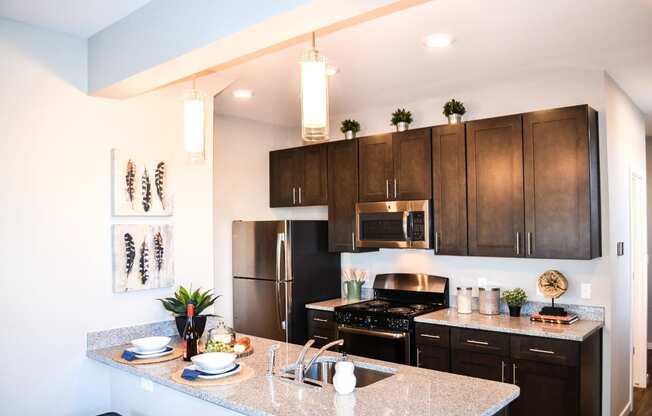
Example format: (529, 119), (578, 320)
(140, 377), (154, 392)
(477, 278), (488, 287)
(581, 283), (592, 299)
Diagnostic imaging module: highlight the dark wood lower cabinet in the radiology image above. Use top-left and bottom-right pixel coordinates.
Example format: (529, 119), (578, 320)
(307, 309), (337, 348)
(451, 349), (509, 383)
(510, 360), (579, 416)
(417, 346), (450, 372)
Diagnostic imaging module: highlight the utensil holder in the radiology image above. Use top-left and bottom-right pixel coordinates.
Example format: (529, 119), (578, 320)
(343, 281), (364, 300)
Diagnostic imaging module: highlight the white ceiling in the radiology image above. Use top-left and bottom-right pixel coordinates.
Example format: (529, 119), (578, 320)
(0, 0), (152, 38)
(214, 0), (652, 129)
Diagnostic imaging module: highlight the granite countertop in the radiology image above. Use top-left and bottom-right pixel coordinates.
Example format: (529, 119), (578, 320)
(305, 297), (366, 311)
(414, 309), (603, 341)
(88, 333), (519, 416)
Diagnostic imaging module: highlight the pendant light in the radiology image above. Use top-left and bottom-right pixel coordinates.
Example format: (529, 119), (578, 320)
(183, 78), (205, 161)
(300, 32), (329, 142)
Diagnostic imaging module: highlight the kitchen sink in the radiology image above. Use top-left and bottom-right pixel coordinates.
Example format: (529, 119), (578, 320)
(282, 357), (395, 388)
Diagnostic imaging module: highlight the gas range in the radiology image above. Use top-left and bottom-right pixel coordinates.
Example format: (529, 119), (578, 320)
(334, 273), (449, 366)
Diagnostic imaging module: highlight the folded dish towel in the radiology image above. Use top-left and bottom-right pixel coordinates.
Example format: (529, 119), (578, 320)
(181, 369), (201, 380)
(121, 350), (137, 361)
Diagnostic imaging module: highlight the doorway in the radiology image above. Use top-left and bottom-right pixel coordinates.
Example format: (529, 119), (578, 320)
(631, 169), (647, 391)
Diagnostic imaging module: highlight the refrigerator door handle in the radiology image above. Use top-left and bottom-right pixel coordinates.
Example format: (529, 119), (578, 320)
(276, 232), (285, 281)
(275, 281), (285, 331)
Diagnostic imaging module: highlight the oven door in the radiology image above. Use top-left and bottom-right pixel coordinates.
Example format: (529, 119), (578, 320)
(337, 325), (411, 365)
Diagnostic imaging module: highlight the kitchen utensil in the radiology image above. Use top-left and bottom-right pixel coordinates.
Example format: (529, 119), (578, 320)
(343, 280), (364, 300)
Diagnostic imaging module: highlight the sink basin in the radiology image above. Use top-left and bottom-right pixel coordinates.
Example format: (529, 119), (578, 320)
(282, 357), (395, 388)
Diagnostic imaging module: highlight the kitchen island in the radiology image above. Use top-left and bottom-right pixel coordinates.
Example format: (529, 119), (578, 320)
(88, 324), (519, 416)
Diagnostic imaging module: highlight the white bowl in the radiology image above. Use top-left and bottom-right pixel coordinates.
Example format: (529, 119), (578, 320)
(131, 336), (171, 353)
(191, 352), (237, 372)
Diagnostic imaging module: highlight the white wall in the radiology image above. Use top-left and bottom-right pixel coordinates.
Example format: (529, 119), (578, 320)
(647, 136), (652, 342)
(0, 18), (214, 415)
(212, 113), (328, 325)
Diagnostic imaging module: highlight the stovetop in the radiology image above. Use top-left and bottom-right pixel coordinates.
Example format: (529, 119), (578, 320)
(336, 299), (444, 318)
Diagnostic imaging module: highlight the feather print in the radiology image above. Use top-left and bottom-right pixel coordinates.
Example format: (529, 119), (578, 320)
(139, 239), (149, 284)
(153, 231), (164, 272)
(154, 162), (166, 210)
(141, 168), (152, 212)
(125, 160), (136, 209)
(124, 233), (135, 276)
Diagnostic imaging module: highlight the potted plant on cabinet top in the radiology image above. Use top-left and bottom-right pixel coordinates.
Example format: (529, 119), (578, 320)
(158, 286), (219, 337)
(443, 99), (466, 124)
(391, 108), (413, 132)
(502, 288), (527, 317)
(340, 119), (361, 140)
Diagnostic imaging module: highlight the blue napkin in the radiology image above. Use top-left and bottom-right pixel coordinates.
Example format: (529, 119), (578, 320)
(121, 350), (137, 361)
(182, 368), (201, 380)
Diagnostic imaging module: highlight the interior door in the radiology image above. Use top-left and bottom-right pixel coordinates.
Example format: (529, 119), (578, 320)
(298, 144), (328, 205)
(358, 134), (393, 202)
(392, 128), (432, 200)
(466, 115), (525, 257)
(523, 105), (591, 259)
(432, 123), (468, 255)
(269, 149), (298, 207)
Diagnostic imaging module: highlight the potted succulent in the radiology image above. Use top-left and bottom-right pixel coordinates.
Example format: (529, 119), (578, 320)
(443, 99), (466, 124)
(391, 108), (413, 132)
(340, 119), (361, 140)
(158, 286), (219, 337)
(502, 288), (528, 317)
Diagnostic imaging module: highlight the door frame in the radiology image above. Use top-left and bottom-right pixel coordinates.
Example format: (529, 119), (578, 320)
(630, 167), (647, 392)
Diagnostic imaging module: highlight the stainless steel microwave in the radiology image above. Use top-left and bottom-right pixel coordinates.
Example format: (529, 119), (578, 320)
(355, 200), (431, 249)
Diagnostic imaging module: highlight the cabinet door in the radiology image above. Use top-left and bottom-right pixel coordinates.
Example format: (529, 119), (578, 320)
(328, 140), (359, 252)
(417, 346), (450, 372)
(270, 149), (299, 207)
(358, 134), (393, 202)
(451, 349), (510, 383)
(307, 310), (337, 348)
(392, 128), (432, 200)
(466, 115), (525, 257)
(510, 360), (579, 416)
(432, 124), (468, 255)
(299, 144), (328, 206)
(523, 105), (600, 259)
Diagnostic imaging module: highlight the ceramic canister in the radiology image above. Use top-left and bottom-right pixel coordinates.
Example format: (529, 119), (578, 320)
(457, 287), (473, 314)
(479, 287), (501, 315)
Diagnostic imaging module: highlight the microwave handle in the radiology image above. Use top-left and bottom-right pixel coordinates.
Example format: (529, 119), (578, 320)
(402, 211), (410, 242)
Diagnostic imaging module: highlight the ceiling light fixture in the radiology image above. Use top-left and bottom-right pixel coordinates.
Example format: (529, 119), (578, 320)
(183, 78), (205, 162)
(423, 33), (454, 48)
(233, 89), (253, 99)
(326, 66), (339, 76)
(300, 32), (329, 142)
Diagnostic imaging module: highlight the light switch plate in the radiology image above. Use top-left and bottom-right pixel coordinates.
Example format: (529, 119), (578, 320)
(581, 283), (592, 299)
(140, 377), (154, 392)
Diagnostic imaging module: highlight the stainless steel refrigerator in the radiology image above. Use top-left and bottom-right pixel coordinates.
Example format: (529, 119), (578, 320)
(232, 220), (341, 344)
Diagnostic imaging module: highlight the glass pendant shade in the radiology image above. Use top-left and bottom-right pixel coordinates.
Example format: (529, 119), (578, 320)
(300, 45), (329, 141)
(183, 88), (205, 161)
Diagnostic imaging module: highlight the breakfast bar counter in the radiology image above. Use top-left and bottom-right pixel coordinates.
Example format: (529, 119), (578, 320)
(87, 324), (519, 416)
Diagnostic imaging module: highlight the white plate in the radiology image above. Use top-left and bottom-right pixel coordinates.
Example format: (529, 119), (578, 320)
(128, 346), (167, 355)
(187, 364), (241, 380)
(195, 363), (237, 375)
(127, 346), (174, 359)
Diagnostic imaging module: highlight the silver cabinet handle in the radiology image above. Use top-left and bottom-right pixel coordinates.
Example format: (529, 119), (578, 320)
(292, 187), (296, 205)
(434, 231), (440, 254)
(529, 348), (555, 355)
(313, 335), (329, 340)
(416, 348), (422, 368)
(501, 361), (505, 382)
(513, 363), (517, 385)
(420, 334), (441, 339)
(515, 232), (520, 256)
(394, 178), (397, 199)
(386, 179), (390, 199)
(298, 187), (302, 204)
(527, 232), (533, 256)
(313, 318), (328, 323)
(466, 339), (489, 346)
(351, 231), (356, 251)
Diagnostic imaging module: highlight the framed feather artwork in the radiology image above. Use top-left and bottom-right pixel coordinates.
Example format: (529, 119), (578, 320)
(112, 149), (173, 216)
(112, 224), (175, 293)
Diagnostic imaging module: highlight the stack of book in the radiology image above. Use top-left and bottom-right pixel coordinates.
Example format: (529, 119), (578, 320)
(530, 313), (579, 325)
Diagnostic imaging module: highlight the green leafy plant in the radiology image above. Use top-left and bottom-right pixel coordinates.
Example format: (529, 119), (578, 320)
(502, 288), (528, 307)
(391, 108), (413, 125)
(340, 119), (361, 133)
(158, 286), (219, 316)
(443, 99), (466, 117)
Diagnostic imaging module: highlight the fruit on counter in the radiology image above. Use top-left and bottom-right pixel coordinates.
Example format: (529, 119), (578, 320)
(205, 340), (234, 353)
(233, 337), (251, 353)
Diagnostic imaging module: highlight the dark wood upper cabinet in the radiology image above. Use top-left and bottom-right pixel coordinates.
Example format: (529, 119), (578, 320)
(432, 124), (467, 255)
(327, 140), (359, 252)
(358, 134), (393, 202)
(393, 128), (432, 200)
(466, 115), (525, 257)
(269, 144), (327, 207)
(523, 105), (601, 259)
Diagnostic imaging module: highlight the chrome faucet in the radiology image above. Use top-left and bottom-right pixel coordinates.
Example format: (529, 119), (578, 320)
(293, 339), (344, 384)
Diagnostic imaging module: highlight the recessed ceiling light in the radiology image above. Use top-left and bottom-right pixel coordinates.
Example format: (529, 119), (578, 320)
(326, 66), (339, 76)
(423, 34), (454, 48)
(232, 89), (253, 99)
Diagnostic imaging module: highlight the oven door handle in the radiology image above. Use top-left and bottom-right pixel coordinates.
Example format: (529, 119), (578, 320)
(338, 325), (407, 339)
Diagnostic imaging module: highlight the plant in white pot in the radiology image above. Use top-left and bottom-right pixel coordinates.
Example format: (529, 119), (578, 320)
(502, 288), (528, 317)
(340, 119), (361, 140)
(158, 286), (219, 337)
(391, 108), (413, 132)
(443, 99), (466, 124)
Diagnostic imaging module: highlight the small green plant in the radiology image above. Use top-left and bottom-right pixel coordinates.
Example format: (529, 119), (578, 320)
(158, 286), (219, 316)
(443, 99), (466, 117)
(340, 119), (361, 134)
(391, 108), (413, 126)
(502, 288), (528, 307)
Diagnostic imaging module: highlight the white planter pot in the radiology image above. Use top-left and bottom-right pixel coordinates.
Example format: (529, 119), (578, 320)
(396, 122), (409, 132)
(448, 113), (463, 124)
(344, 130), (356, 140)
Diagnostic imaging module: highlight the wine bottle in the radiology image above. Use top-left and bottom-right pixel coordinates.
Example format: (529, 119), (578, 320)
(182, 303), (198, 361)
